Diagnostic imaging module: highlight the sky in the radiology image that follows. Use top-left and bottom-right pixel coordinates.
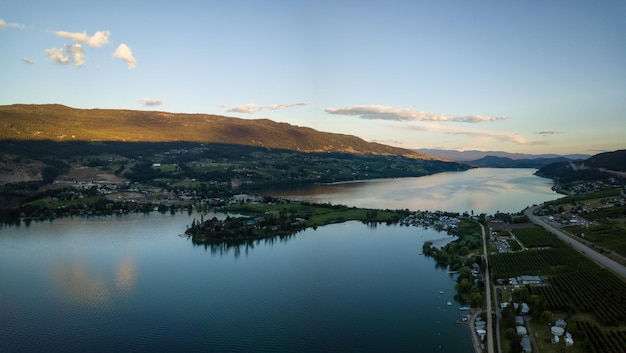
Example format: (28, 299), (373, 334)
(1, 0), (625, 155)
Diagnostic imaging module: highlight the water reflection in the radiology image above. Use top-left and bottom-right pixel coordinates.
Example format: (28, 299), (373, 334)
(264, 168), (561, 214)
(2, 214), (475, 353)
(115, 253), (136, 294)
(191, 232), (300, 258)
(51, 252), (137, 305)
(51, 258), (110, 306)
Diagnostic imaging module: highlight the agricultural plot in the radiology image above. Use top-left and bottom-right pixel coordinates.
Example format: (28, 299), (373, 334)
(512, 226), (563, 248)
(490, 246), (595, 279)
(541, 188), (626, 258)
(567, 219), (626, 259)
(490, 251), (553, 279)
(491, 243), (626, 352)
(551, 269), (626, 326)
(574, 320), (626, 353)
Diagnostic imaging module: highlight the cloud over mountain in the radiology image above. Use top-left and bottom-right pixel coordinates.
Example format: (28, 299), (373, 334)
(404, 122), (544, 146)
(44, 44), (85, 67)
(534, 131), (563, 135)
(53, 30), (110, 47)
(326, 105), (508, 123)
(113, 44), (136, 69)
(259, 102), (308, 111)
(42, 28), (135, 69)
(227, 104), (257, 114)
(227, 102), (308, 114)
(138, 98), (164, 107)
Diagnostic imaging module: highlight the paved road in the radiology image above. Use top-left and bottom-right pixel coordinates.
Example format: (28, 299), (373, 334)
(525, 206), (626, 280)
(479, 223), (495, 353)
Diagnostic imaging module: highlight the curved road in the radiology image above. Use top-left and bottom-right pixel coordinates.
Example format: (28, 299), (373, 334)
(479, 223), (495, 353)
(525, 206), (626, 280)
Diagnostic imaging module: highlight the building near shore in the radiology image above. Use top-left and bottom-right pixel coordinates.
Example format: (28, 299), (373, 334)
(520, 336), (532, 353)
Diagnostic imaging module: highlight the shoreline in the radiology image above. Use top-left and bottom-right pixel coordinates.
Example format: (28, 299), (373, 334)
(466, 310), (485, 353)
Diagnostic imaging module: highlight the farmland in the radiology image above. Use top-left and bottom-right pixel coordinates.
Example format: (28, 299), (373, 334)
(489, 223), (626, 353)
(537, 187), (626, 260)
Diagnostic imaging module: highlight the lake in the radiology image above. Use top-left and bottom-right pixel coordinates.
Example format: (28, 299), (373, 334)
(264, 168), (562, 214)
(0, 168), (561, 352)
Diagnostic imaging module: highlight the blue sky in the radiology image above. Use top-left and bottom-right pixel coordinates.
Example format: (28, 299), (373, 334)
(2, 0), (625, 155)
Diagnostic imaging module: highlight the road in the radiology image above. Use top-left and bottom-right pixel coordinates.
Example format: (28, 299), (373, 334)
(479, 223), (495, 353)
(525, 206), (626, 280)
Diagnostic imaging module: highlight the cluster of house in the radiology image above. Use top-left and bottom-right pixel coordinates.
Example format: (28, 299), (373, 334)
(565, 178), (623, 195)
(543, 189), (625, 225)
(550, 319), (574, 347)
(512, 316), (573, 351)
(400, 211), (460, 231)
(496, 275), (543, 288)
(514, 316), (532, 353)
(492, 231), (516, 253)
(473, 316), (487, 342)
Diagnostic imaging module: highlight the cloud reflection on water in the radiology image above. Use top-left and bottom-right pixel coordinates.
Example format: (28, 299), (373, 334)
(51, 252), (137, 306)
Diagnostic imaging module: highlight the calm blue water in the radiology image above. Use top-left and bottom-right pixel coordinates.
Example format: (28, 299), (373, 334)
(0, 169), (560, 352)
(0, 214), (471, 353)
(265, 168), (562, 214)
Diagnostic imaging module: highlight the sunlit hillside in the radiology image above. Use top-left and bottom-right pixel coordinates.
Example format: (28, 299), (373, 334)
(0, 104), (437, 160)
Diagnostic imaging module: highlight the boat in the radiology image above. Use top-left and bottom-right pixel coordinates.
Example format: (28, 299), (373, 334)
(459, 306), (470, 311)
(447, 301), (452, 306)
(438, 290), (444, 295)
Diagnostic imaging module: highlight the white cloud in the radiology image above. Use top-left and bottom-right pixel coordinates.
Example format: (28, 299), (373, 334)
(0, 19), (25, 29)
(534, 131), (564, 135)
(138, 98), (164, 107)
(226, 102), (309, 114)
(259, 102), (309, 111)
(325, 105), (508, 123)
(44, 44), (85, 67)
(113, 44), (136, 69)
(69, 44), (85, 67)
(53, 30), (110, 48)
(371, 139), (404, 146)
(44, 47), (71, 65)
(22, 58), (34, 64)
(403, 122), (544, 146)
(227, 104), (257, 114)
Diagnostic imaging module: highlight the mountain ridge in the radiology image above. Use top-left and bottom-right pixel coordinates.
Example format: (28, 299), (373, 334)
(534, 149), (626, 185)
(416, 148), (590, 161)
(0, 104), (437, 160)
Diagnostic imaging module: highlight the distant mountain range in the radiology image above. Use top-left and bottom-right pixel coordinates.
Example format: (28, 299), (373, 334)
(0, 104), (436, 160)
(416, 148), (590, 162)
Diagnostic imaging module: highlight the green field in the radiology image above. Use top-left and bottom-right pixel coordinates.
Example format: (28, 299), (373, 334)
(512, 226), (563, 248)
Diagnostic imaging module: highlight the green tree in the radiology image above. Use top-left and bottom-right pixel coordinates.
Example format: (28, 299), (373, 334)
(470, 291), (483, 307)
(540, 310), (553, 324)
(512, 286), (530, 303)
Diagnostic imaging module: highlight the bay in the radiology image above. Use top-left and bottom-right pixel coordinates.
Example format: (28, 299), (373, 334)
(0, 168), (561, 352)
(0, 214), (470, 353)
(264, 168), (562, 214)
